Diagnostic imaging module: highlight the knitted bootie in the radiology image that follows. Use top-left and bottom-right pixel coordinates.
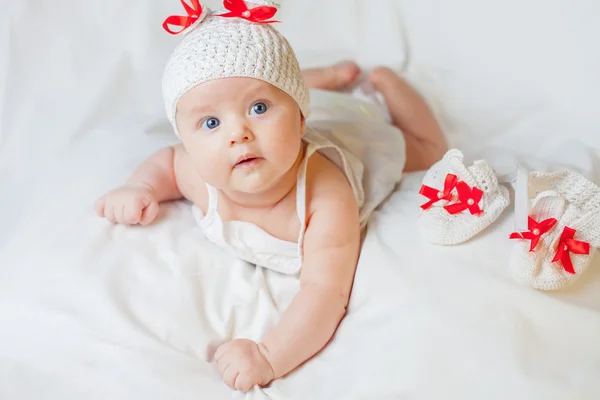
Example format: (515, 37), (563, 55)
(418, 149), (510, 245)
(509, 170), (600, 290)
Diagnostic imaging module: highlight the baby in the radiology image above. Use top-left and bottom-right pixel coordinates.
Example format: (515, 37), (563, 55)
(95, 0), (446, 392)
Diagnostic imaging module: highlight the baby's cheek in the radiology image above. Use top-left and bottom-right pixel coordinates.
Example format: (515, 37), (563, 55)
(195, 155), (230, 185)
(265, 132), (300, 154)
(276, 140), (303, 166)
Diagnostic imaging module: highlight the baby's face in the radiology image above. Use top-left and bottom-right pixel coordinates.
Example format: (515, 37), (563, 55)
(175, 77), (306, 194)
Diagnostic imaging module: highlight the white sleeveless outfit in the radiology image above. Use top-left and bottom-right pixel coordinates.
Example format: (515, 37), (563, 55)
(192, 88), (406, 275)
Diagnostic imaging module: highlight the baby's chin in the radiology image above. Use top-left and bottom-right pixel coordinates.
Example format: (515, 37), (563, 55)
(230, 170), (287, 195)
(230, 178), (278, 195)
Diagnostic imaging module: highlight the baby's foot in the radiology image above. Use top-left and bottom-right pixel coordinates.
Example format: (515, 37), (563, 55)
(302, 61), (361, 92)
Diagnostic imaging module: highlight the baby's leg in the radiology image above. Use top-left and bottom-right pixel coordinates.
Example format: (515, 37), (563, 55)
(302, 61), (361, 91)
(369, 67), (447, 172)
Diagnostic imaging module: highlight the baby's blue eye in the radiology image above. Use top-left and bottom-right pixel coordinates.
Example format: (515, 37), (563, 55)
(202, 117), (220, 130)
(251, 102), (268, 115)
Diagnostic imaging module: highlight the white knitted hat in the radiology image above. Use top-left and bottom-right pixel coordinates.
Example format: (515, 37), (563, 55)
(509, 170), (600, 290)
(417, 149), (511, 245)
(161, 0), (310, 138)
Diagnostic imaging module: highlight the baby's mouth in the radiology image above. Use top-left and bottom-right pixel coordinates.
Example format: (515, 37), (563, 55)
(234, 155), (263, 168)
(237, 157), (256, 165)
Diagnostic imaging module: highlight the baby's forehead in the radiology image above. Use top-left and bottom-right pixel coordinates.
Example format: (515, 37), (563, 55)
(178, 77), (290, 109)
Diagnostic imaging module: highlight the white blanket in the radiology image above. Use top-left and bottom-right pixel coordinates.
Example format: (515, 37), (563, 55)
(2, 0), (600, 399)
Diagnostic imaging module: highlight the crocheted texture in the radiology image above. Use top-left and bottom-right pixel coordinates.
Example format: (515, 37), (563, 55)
(510, 171), (600, 290)
(162, 10), (309, 138)
(418, 149), (510, 245)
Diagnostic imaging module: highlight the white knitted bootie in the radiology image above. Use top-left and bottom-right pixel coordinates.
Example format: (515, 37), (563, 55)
(418, 149), (510, 245)
(509, 170), (600, 290)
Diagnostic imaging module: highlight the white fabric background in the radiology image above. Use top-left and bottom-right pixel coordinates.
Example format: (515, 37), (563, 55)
(1, 0), (600, 399)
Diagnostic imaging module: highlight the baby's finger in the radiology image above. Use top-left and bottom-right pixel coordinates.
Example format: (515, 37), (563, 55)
(206, 339), (227, 362)
(213, 342), (229, 363)
(234, 373), (255, 393)
(114, 202), (126, 224)
(140, 191), (155, 207)
(222, 366), (239, 390)
(140, 201), (159, 226)
(105, 201), (116, 223)
(94, 197), (106, 217)
(217, 358), (230, 378)
(124, 203), (142, 225)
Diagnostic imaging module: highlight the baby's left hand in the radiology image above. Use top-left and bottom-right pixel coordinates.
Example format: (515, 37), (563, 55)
(214, 339), (274, 392)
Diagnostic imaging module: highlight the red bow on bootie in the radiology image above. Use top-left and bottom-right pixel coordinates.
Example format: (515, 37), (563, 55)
(509, 216), (558, 252)
(216, 0), (279, 23)
(163, 0), (204, 34)
(419, 174), (458, 211)
(443, 181), (484, 215)
(552, 226), (590, 274)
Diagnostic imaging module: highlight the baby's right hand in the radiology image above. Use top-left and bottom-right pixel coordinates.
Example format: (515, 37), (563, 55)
(94, 186), (159, 225)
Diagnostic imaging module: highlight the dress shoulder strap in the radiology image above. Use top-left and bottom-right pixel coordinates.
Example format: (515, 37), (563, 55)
(204, 183), (219, 218)
(295, 142), (319, 246)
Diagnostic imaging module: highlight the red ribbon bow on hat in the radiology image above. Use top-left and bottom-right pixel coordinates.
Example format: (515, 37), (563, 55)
(551, 226), (590, 274)
(443, 181), (484, 215)
(419, 174), (458, 211)
(163, 0), (204, 34)
(509, 216), (558, 252)
(216, 0), (279, 23)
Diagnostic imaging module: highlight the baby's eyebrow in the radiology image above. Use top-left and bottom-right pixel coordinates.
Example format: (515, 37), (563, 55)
(185, 104), (212, 115)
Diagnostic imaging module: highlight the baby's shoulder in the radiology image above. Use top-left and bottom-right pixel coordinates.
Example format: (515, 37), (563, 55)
(302, 150), (360, 245)
(305, 151), (356, 211)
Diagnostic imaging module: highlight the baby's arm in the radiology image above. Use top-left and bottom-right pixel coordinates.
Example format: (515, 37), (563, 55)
(95, 145), (206, 224)
(260, 156), (361, 379)
(124, 146), (182, 200)
(212, 156), (360, 392)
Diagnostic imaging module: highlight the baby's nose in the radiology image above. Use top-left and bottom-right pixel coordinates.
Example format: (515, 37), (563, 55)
(229, 127), (254, 146)
(230, 134), (250, 146)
